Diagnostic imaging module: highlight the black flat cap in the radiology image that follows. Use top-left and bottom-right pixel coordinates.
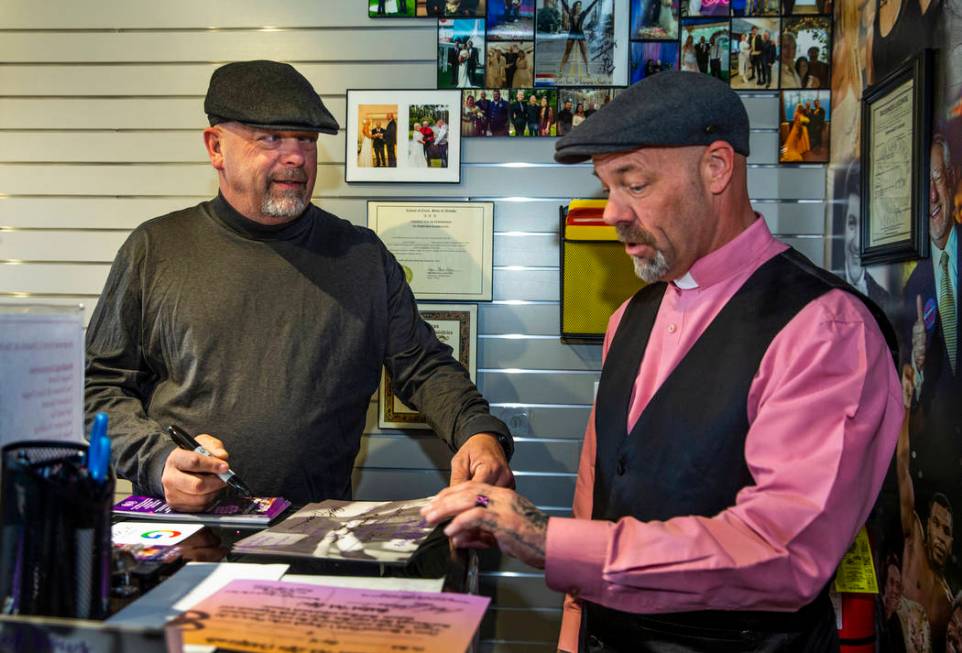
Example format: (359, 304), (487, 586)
(204, 60), (339, 134)
(554, 71), (750, 163)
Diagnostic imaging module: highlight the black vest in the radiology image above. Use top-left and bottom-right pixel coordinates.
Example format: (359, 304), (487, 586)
(583, 249), (897, 652)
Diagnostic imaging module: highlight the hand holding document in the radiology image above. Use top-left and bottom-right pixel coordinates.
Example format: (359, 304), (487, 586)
(167, 579), (489, 653)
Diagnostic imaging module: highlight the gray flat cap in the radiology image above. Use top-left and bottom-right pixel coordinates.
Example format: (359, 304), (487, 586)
(554, 71), (750, 163)
(204, 60), (339, 134)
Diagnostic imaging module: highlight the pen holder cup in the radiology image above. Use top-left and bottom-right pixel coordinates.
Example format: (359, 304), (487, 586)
(0, 440), (114, 620)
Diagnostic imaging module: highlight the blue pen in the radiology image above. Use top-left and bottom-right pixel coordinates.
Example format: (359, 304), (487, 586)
(87, 411), (110, 482)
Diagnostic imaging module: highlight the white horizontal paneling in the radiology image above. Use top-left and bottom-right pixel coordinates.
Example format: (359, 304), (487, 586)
(479, 370), (599, 405)
(489, 405), (592, 439)
(479, 302), (559, 336)
(0, 263), (109, 294)
(0, 230), (127, 261)
(493, 269), (558, 301)
(0, 0), (394, 29)
(0, 63), (435, 96)
(0, 29), (436, 63)
(479, 338), (601, 371)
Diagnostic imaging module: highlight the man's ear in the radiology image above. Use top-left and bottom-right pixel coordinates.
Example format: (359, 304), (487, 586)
(203, 127), (225, 171)
(702, 140), (736, 195)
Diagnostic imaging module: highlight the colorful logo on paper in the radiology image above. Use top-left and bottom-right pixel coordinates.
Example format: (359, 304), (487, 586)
(141, 529), (181, 539)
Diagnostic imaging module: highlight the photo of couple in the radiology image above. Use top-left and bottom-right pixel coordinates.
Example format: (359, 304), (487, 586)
(488, 0), (536, 39)
(780, 17), (831, 90)
(461, 88), (558, 136)
(730, 18), (779, 90)
(556, 87), (618, 135)
(630, 0), (679, 40)
(779, 89), (830, 163)
(438, 18), (486, 88)
(680, 19), (730, 83)
(408, 105), (450, 167)
(357, 104), (399, 168)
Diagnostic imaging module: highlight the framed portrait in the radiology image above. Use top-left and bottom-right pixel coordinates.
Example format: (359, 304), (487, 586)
(779, 89), (830, 163)
(368, 200), (494, 300)
(345, 90), (461, 184)
(368, 0), (417, 17)
(859, 50), (933, 265)
(556, 87), (622, 137)
(379, 304), (478, 430)
(485, 40), (535, 88)
(680, 0), (729, 17)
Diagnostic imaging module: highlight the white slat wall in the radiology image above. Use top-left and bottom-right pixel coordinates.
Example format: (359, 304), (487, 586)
(0, 2), (828, 650)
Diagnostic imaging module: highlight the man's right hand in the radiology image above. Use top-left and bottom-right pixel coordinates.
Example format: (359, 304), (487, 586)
(161, 434), (229, 512)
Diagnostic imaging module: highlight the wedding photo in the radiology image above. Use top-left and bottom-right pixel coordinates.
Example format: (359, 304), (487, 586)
(731, 0), (778, 15)
(488, 0), (536, 40)
(556, 87), (619, 136)
(630, 41), (679, 83)
(356, 104), (399, 168)
(630, 0), (679, 40)
(730, 18), (780, 90)
(779, 89), (830, 163)
(408, 104), (451, 167)
(534, 0), (623, 87)
(346, 89), (461, 183)
(368, 0), (417, 17)
(680, 18), (730, 82)
(780, 16), (831, 89)
(486, 41), (535, 87)
(438, 18), (486, 89)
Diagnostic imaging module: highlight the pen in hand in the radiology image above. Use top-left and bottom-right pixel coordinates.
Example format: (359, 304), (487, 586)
(165, 424), (254, 499)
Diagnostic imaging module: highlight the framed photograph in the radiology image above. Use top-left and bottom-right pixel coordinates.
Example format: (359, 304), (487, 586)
(556, 87), (622, 136)
(780, 16), (831, 90)
(462, 88), (559, 136)
(368, 0), (417, 17)
(630, 41), (679, 83)
(379, 304), (478, 430)
(630, 0), (679, 40)
(732, 0), (778, 15)
(345, 90), (461, 184)
(534, 0), (629, 87)
(730, 18), (779, 90)
(779, 89), (830, 163)
(679, 18), (730, 82)
(439, 18), (487, 89)
(368, 200), (494, 300)
(488, 0), (536, 40)
(780, 0), (831, 15)
(859, 50), (933, 265)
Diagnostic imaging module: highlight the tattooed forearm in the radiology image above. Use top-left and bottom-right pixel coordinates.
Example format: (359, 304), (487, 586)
(512, 495), (548, 529)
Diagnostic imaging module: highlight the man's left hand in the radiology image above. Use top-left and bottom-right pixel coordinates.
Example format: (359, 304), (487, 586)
(450, 432), (514, 488)
(421, 481), (547, 569)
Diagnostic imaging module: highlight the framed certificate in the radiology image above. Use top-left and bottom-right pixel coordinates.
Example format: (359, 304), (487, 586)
(369, 201), (494, 301)
(345, 89), (461, 184)
(379, 304), (478, 430)
(859, 49), (933, 265)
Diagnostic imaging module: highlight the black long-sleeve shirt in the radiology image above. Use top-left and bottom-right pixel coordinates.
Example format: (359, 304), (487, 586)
(85, 196), (510, 503)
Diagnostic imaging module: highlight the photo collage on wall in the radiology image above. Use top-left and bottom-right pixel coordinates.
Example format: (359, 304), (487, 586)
(369, 0), (833, 163)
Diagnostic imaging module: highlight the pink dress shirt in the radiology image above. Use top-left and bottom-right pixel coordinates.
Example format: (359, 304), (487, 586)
(546, 217), (904, 652)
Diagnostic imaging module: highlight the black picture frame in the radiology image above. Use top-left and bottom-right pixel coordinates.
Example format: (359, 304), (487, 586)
(859, 49), (933, 266)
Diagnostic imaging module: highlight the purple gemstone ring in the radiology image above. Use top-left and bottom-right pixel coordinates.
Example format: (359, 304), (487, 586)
(474, 494), (490, 509)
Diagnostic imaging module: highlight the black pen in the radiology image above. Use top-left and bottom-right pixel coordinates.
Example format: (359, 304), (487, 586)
(165, 424), (254, 498)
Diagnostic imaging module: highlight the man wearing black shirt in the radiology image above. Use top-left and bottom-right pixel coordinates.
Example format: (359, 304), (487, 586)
(510, 90), (527, 137)
(557, 99), (574, 136)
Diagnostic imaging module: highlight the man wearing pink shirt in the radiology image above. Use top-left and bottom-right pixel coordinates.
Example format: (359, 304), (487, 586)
(423, 71), (904, 651)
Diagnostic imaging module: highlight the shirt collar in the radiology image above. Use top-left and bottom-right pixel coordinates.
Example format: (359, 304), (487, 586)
(209, 193), (313, 241)
(671, 215), (776, 290)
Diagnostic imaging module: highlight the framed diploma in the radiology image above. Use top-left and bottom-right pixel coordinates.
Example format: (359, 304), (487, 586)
(345, 89), (462, 184)
(859, 49), (933, 265)
(369, 201), (494, 301)
(379, 304), (478, 430)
